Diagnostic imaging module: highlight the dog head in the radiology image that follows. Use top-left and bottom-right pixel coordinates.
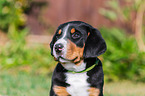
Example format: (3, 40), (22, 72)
(50, 21), (106, 65)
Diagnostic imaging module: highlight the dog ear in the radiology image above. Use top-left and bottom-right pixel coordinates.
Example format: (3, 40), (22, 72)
(83, 26), (107, 58)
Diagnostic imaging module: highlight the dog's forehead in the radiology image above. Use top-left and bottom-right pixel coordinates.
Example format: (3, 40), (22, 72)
(54, 23), (88, 48)
(58, 23), (87, 35)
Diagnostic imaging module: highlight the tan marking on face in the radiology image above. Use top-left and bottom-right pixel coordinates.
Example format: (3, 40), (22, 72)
(71, 28), (75, 34)
(88, 32), (90, 36)
(88, 87), (100, 96)
(58, 29), (62, 35)
(66, 40), (84, 65)
(53, 85), (70, 96)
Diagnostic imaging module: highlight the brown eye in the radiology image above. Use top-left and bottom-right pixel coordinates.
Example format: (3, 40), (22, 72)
(72, 32), (80, 39)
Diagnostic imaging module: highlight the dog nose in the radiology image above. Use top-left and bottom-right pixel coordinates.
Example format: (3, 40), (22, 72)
(55, 43), (64, 53)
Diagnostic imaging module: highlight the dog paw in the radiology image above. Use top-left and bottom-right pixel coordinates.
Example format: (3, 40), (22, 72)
(88, 87), (100, 96)
(53, 85), (70, 96)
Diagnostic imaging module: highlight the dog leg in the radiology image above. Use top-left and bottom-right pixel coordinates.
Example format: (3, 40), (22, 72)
(53, 86), (70, 96)
(88, 87), (100, 96)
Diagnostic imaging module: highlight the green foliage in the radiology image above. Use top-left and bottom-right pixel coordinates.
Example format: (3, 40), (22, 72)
(0, 29), (56, 74)
(133, 0), (144, 10)
(0, 0), (29, 32)
(99, 9), (117, 21)
(99, 0), (134, 22)
(99, 0), (145, 52)
(100, 27), (145, 82)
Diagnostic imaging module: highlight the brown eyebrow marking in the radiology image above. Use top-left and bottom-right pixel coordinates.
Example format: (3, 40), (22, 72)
(58, 29), (62, 35)
(71, 28), (75, 34)
(88, 32), (90, 36)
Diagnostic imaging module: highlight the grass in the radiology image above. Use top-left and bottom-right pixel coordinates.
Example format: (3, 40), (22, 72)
(0, 72), (145, 96)
(104, 81), (145, 96)
(0, 72), (51, 96)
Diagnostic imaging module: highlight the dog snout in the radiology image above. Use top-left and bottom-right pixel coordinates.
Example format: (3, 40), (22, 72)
(55, 43), (64, 53)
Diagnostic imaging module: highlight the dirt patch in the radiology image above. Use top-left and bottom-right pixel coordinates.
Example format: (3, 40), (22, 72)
(0, 31), (8, 46)
(0, 31), (53, 48)
(26, 35), (53, 48)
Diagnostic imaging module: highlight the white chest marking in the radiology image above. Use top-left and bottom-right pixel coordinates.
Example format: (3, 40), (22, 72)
(65, 72), (90, 96)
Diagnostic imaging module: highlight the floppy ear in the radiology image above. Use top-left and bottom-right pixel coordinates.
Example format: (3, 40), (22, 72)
(83, 27), (107, 58)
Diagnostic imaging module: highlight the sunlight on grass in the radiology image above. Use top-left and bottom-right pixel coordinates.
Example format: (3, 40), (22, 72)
(104, 81), (145, 96)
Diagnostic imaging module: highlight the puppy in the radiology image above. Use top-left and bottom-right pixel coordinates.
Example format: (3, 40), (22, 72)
(50, 21), (107, 96)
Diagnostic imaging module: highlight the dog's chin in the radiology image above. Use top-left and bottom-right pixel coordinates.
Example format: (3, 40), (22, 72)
(54, 56), (78, 64)
(59, 59), (71, 64)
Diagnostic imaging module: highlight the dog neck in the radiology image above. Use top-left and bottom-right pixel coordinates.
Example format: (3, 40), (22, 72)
(61, 61), (86, 72)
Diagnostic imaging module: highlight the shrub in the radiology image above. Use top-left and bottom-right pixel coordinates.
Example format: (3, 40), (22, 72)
(0, 0), (29, 32)
(0, 29), (56, 75)
(101, 27), (145, 82)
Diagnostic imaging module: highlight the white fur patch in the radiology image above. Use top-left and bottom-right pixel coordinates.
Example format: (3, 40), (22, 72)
(65, 62), (90, 96)
(65, 72), (90, 96)
(62, 61), (86, 72)
(53, 24), (69, 62)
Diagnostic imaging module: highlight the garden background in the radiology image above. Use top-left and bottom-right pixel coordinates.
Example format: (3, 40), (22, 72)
(0, 0), (145, 96)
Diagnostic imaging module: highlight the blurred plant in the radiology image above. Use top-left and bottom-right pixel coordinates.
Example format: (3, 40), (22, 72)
(135, 0), (145, 52)
(99, 0), (145, 52)
(0, 0), (55, 75)
(100, 27), (145, 82)
(0, 0), (30, 33)
(0, 29), (56, 75)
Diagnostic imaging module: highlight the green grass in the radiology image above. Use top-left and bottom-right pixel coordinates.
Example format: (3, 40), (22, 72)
(0, 72), (51, 96)
(0, 73), (145, 96)
(104, 81), (145, 96)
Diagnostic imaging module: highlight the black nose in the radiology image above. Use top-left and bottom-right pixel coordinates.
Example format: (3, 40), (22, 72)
(55, 43), (64, 53)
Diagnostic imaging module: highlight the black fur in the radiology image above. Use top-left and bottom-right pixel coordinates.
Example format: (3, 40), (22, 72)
(50, 63), (69, 96)
(85, 58), (104, 96)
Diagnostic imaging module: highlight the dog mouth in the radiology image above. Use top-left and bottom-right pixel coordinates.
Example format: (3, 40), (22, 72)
(54, 56), (78, 64)
(54, 56), (83, 65)
(59, 56), (77, 61)
(58, 56), (78, 62)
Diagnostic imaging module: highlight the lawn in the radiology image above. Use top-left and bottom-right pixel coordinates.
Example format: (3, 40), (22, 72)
(0, 73), (145, 96)
(104, 81), (145, 96)
(0, 72), (51, 96)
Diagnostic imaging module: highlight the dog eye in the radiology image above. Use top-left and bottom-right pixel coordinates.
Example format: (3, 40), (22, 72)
(72, 32), (80, 39)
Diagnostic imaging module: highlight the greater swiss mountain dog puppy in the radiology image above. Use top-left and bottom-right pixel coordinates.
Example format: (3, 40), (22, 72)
(50, 21), (107, 96)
